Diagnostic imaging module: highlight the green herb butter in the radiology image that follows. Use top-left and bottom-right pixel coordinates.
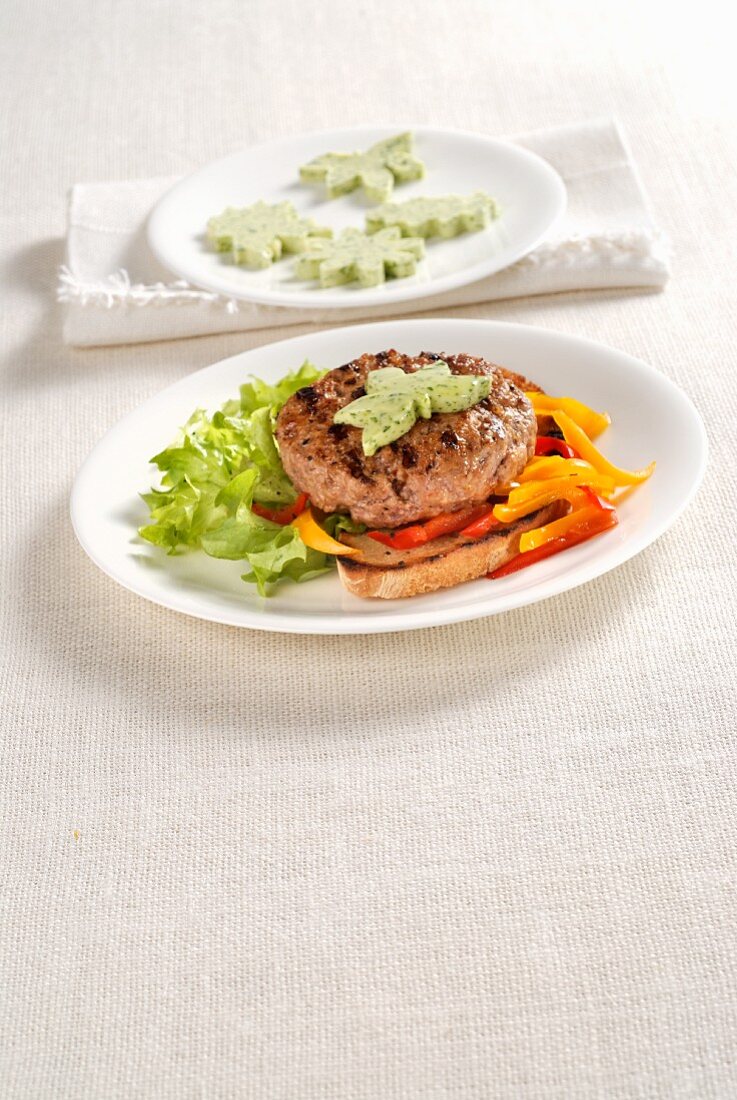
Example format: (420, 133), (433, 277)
(333, 362), (491, 455)
(294, 227), (425, 288)
(365, 191), (500, 239)
(299, 132), (425, 203)
(206, 201), (331, 268)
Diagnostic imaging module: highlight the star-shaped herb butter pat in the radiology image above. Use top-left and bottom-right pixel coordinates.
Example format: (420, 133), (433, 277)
(294, 227), (425, 289)
(299, 132), (425, 203)
(206, 201), (331, 269)
(333, 362), (491, 455)
(365, 191), (500, 239)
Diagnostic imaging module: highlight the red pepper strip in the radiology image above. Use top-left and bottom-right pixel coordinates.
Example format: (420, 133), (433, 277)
(535, 436), (578, 459)
(368, 530), (406, 549)
(367, 531), (396, 548)
(367, 525), (428, 550)
(487, 508), (618, 579)
(367, 505), (489, 550)
(422, 505), (489, 540)
(459, 506), (503, 540)
(252, 492), (308, 525)
(579, 486), (616, 512)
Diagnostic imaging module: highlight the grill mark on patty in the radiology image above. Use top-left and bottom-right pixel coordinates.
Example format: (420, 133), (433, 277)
(295, 386), (319, 411)
(328, 423), (349, 441)
(440, 429), (460, 449)
(401, 444), (417, 468)
(391, 477), (404, 498)
(344, 448), (373, 484)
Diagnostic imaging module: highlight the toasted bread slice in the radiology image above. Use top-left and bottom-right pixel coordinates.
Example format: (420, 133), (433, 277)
(337, 502), (564, 599)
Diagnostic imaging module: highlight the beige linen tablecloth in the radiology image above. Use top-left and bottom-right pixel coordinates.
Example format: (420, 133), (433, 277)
(1, 1), (735, 1097)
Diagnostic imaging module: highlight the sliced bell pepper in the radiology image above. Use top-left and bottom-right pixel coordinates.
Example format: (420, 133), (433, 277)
(579, 486), (616, 512)
(367, 531), (395, 549)
(488, 507), (618, 578)
(292, 506), (361, 557)
(493, 473), (616, 524)
(526, 393), (611, 438)
(534, 435), (578, 458)
(553, 410), (655, 486)
(458, 506), (503, 540)
(508, 472), (616, 503)
(252, 492), (308, 526)
(519, 502), (617, 552)
(421, 505), (489, 540)
(367, 505), (489, 550)
(367, 526), (427, 550)
(517, 457), (598, 483)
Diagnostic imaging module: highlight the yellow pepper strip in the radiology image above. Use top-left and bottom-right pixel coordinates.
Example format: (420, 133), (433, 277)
(553, 410), (656, 486)
(520, 503), (600, 553)
(517, 457), (599, 483)
(493, 476), (616, 524)
(292, 507), (361, 557)
(525, 392), (611, 438)
(508, 473), (616, 505)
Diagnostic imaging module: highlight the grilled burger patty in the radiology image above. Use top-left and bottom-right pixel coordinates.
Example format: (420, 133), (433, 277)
(275, 349), (537, 528)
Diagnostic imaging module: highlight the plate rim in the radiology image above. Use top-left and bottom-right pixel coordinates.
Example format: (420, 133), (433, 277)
(146, 123), (567, 310)
(70, 317), (709, 635)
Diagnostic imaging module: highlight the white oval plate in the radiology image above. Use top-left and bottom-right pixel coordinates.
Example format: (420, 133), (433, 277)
(147, 126), (566, 309)
(71, 319), (707, 635)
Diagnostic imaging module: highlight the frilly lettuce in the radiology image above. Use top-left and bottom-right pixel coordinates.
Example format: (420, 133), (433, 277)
(138, 360), (358, 595)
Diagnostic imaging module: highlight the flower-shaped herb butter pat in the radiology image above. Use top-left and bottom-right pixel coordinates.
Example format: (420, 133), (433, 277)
(206, 201), (331, 268)
(294, 227), (425, 288)
(299, 132), (425, 203)
(365, 191), (500, 239)
(333, 362), (492, 455)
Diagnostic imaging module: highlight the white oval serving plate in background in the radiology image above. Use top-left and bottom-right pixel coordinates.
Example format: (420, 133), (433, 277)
(70, 318), (707, 635)
(147, 126), (566, 309)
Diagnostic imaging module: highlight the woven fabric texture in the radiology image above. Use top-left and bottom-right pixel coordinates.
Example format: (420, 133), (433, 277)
(1, 0), (735, 1097)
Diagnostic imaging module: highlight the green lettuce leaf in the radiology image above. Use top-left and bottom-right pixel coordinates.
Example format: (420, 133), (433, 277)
(323, 512), (367, 538)
(238, 360), (325, 415)
(139, 360), (331, 595)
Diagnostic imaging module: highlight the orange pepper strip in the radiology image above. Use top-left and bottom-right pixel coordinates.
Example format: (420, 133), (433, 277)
(520, 503), (614, 552)
(525, 393), (611, 438)
(292, 507), (361, 557)
(553, 411), (656, 486)
(493, 475), (616, 524)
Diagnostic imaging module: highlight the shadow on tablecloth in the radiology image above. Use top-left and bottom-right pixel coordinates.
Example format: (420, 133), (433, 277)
(8, 493), (660, 741)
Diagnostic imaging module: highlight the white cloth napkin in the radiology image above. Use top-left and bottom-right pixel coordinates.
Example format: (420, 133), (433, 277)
(59, 119), (669, 347)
